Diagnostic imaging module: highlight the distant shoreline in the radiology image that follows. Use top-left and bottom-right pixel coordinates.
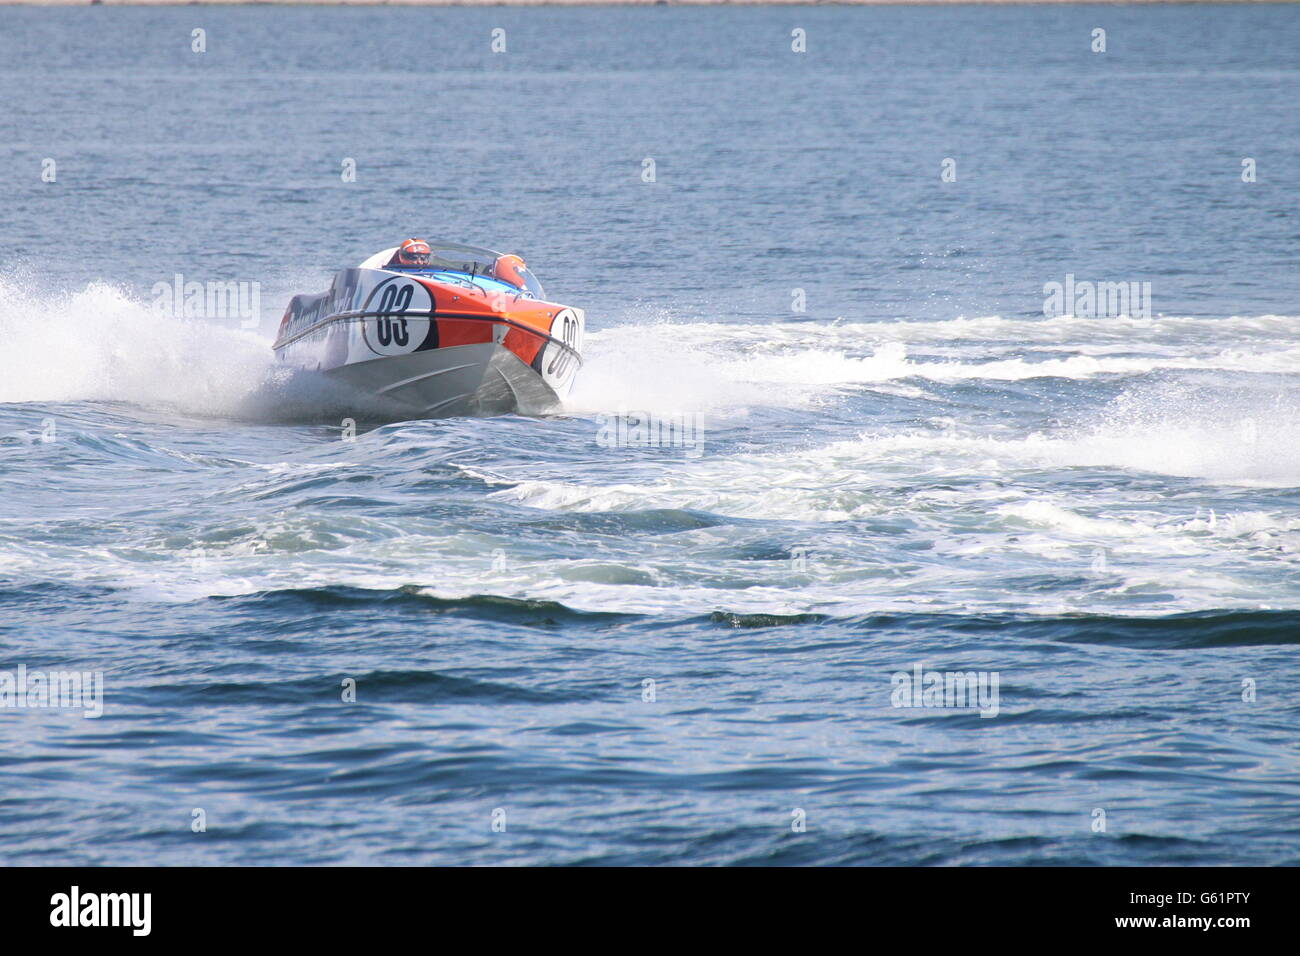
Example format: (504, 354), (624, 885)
(2, 0), (1292, 7)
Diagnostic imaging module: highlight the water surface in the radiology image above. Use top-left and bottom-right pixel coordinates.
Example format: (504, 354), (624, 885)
(1, 4), (1298, 865)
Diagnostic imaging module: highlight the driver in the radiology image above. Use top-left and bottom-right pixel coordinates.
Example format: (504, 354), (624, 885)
(389, 238), (432, 268)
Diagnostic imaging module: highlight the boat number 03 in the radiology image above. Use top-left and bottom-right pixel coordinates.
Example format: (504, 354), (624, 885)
(362, 278), (433, 357)
(376, 284), (412, 346)
(542, 308), (584, 386)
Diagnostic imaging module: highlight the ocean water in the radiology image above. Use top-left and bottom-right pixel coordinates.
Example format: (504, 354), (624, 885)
(2, 4), (1299, 865)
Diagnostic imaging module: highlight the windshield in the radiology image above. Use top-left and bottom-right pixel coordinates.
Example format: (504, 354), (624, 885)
(388, 240), (545, 298)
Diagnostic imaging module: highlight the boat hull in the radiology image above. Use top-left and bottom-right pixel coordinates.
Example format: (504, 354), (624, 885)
(322, 341), (568, 419)
(273, 264), (584, 420)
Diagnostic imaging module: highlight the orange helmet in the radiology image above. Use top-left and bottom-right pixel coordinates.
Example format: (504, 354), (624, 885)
(493, 254), (528, 290)
(396, 238), (432, 267)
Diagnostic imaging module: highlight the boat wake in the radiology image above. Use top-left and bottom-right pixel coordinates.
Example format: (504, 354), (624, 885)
(4, 275), (1298, 444)
(0, 276), (415, 424)
(571, 313), (1300, 415)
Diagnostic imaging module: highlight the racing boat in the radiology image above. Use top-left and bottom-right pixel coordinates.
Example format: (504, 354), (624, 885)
(273, 240), (584, 419)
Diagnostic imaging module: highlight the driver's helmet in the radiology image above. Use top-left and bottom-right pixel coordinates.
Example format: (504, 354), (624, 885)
(492, 254), (529, 289)
(395, 238), (432, 267)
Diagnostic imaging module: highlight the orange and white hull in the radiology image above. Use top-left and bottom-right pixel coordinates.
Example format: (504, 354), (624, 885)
(272, 249), (584, 419)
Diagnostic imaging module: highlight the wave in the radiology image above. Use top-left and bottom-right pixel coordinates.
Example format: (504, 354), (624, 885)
(500, 382), (1300, 522)
(0, 275), (273, 411)
(14, 577), (1296, 651)
(218, 584), (637, 627)
(568, 314), (1300, 416)
(718, 343), (1300, 385)
(4, 276), (1297, 422)
(0, 274), (403, 422)
(616, 313), (1300, 349)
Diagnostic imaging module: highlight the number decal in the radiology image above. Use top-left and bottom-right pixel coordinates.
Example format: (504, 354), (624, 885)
(375, 284), (413, 346)
(361, 278), (434, 357)
(539, 307), (584, 389)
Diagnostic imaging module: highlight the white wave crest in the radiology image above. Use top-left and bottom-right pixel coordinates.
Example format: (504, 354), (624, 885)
(0, 276), (273, 413)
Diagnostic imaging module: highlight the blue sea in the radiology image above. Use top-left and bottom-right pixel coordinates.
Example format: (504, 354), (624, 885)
(1, 3), (1299, 866)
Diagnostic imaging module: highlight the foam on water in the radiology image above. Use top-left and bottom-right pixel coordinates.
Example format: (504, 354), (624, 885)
(0, 275), (272, 412)
(566, 320), (800, 415)
(569, 315), (1300, 417)
(640, 313), (1300, 349)
(3, 280), (1298, 619)
(6, 273), (1297, 428)
(0, 275), (413, 423)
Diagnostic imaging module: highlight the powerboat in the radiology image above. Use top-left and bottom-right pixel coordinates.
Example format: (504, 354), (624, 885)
(273, 241), (584, 418)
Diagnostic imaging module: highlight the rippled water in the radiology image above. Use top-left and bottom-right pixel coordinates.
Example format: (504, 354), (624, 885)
(1, 4), (1299, 865)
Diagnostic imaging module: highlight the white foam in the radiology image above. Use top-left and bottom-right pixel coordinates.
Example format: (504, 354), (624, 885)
(0, 276), (273, 414)
(565, 314), (1300, 417)
(565, 320), (800, 415)
(643, 313), (1300, 349)
(6, 276), (1296, 422)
